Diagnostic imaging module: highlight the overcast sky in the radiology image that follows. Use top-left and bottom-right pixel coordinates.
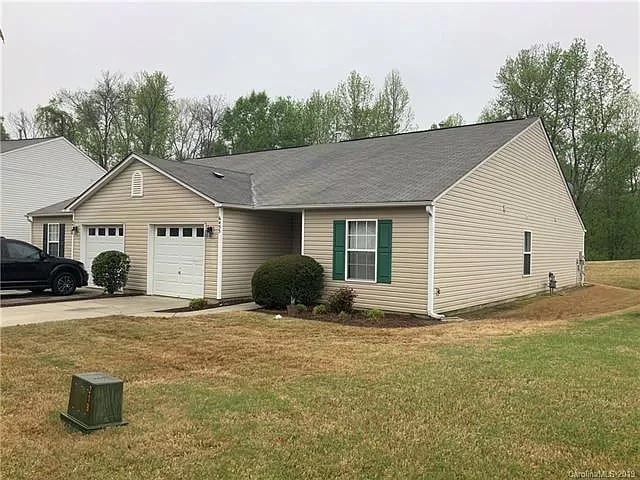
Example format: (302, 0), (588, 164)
(1, 1), (638, 131)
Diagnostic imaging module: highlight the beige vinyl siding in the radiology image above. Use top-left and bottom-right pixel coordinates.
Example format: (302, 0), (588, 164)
(304, 207), (428, 314)
(434, 120), (585, 313)
(73, 161), (219, 297)
(30, 216), (73, 258)
(221, 208), (295, 298)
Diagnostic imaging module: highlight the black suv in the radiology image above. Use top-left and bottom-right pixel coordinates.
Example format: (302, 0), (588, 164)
(0, 237), (88, 295)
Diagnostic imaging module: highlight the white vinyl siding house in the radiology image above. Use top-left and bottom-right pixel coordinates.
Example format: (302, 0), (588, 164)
(0, 137), (105, 242)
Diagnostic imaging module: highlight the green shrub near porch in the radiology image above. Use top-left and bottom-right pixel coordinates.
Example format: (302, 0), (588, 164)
(252, 255), (324, 309)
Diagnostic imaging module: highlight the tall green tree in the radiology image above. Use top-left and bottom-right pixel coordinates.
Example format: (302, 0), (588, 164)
(220, 91), (273, 154)
(374, 69), (414, 135)
(0, 116), (9, 140)
(337, 71), (376, 139)
(482, 38), (639, 259)
(133, 71), (174, 157)
(304, 90), (341, 144)
(430, 113), (464, 129)
(269, 96), (308, 148)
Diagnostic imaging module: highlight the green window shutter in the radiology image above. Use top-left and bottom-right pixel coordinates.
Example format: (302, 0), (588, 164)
(332, 220), (346, 280)
(377, 220), (392, 284)
(59, 224), (66, 258)
(42, 223), (48, 253)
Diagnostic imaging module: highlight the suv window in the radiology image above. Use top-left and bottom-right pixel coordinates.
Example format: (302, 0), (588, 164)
(5, 240), (41, 261)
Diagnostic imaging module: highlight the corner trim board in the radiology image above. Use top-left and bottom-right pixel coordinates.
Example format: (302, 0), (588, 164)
(216, 207), (224, 300)
(426, 205), (444, 320)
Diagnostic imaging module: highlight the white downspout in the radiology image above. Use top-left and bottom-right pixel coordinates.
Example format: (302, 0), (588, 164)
(427, 205), (445, 320)
(216, 207), (224, 300)
(300, 209), (305, 255)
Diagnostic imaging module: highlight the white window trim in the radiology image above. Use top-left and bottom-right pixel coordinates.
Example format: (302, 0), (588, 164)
(345, 219), (378, 283)
(47, 223), (60, 256)
(523, 230), (532, 277)
(131, 170), (144, 197)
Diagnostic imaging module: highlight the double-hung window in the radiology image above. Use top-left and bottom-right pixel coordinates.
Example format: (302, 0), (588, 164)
(47, 223), (60, 257)
(346, 220), (377, 282)
(523, 231), (532, 276)
(333, 219), (391, 283)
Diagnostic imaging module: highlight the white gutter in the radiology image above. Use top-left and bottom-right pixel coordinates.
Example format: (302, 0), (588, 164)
(426, 205), (445, 320)
(300, 209), (305, 255)
(216, 207), (224, 300)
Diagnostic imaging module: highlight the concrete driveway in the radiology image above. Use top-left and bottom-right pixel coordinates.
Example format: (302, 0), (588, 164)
(0, 295), (190, 327)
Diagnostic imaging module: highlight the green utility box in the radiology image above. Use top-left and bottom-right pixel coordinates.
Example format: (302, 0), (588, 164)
(60, 372), (127, 433)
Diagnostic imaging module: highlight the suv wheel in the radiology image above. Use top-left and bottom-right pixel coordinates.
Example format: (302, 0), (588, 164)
(52, 272), (77, 296)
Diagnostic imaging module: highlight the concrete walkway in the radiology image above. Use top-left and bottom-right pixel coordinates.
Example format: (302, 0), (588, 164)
(0, 296), (257, 327)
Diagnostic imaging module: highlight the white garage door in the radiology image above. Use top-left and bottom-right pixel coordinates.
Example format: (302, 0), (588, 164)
(152, 225), (205, 298)
(85, 225), (125, 286)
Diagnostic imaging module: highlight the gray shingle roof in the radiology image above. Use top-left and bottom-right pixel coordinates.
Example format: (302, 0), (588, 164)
(0, 137), (58, 153)
(184, 118), (538, 207)
(135, 154), (254, 206)
(28, 197), (76, 216)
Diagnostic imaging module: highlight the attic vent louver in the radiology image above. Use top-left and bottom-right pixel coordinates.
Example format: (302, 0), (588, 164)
(212, 171), (225, 179)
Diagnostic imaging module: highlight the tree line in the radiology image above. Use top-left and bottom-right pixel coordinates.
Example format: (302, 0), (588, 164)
(480, 38), (639, 261)
(2, 38), (638, 260)
(3, 69), (421, 168)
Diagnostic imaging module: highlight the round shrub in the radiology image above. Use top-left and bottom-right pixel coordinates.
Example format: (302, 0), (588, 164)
(189, 298), (208, 310)
(367, 308), (385, 321)
(327, 287), (357, 313)
(312, 304), (327, 315)
(251, 255), (324, 309)
(91, 250), (130, 294)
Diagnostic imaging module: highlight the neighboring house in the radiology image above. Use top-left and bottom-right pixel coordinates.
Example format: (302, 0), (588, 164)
(0, 137), (105, 249)
(30, 118), (585, 316)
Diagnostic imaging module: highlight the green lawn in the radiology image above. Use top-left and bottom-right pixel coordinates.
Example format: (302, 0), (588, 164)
(2, 306), (639, 479)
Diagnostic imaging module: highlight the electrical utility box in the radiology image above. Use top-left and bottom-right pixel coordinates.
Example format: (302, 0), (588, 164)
(60, 372), (127, 433)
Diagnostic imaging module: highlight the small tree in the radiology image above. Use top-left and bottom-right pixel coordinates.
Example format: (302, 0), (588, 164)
(91, 251), (130, 294)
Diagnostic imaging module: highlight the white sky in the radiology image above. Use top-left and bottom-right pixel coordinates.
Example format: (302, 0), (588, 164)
(1, 1), (638, 130)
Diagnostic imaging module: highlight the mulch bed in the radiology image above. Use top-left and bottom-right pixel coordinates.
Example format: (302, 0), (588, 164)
(259, 308), (441, 328)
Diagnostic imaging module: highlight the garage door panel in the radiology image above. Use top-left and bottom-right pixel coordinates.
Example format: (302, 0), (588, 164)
(152, 225), (204, 299)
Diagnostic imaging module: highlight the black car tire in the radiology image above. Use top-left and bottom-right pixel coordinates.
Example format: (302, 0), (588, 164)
(29, 288), (46, 293)
(52, 272), (77, 296)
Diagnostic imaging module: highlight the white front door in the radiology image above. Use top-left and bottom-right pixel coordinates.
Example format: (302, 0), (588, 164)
(84, 225), (125, 286)
(151, 225), (205, 298)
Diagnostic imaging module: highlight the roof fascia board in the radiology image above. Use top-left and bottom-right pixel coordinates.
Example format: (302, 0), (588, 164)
(1, 137), (60, 155)
(66, 153), (222, 211)
(28, 212), (74, 218)
(535, 119), (587, 232)
(250, 201), (432, 210)
(433, 120), (536, 203)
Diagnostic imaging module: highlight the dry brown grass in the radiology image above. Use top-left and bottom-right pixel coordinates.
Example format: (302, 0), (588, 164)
(2, 283), (639, 479)
(588, 259), (640, 289)
(464, 284), (640, 321)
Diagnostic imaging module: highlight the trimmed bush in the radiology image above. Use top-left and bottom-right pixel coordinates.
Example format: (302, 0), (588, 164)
(327, 287), (357, 313)
(189, 298), (208, 310)
(312, 304), (327, 315)
(91, 250), (130, 294)
(295, 304), (307, 312)
(251, 255), (324, 309)
(367, 308), (385, 321)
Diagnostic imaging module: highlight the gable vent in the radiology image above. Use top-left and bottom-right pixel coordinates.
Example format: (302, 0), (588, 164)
(212, 171), (225, 179)
(131, 170), (143, 197)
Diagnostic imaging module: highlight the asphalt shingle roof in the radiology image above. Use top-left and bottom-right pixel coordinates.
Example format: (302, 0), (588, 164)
(135, 154), (254, 206)
(184, 118), (538, 207)
(0, 137), (57, 153)
(27, 197), (76, 216)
